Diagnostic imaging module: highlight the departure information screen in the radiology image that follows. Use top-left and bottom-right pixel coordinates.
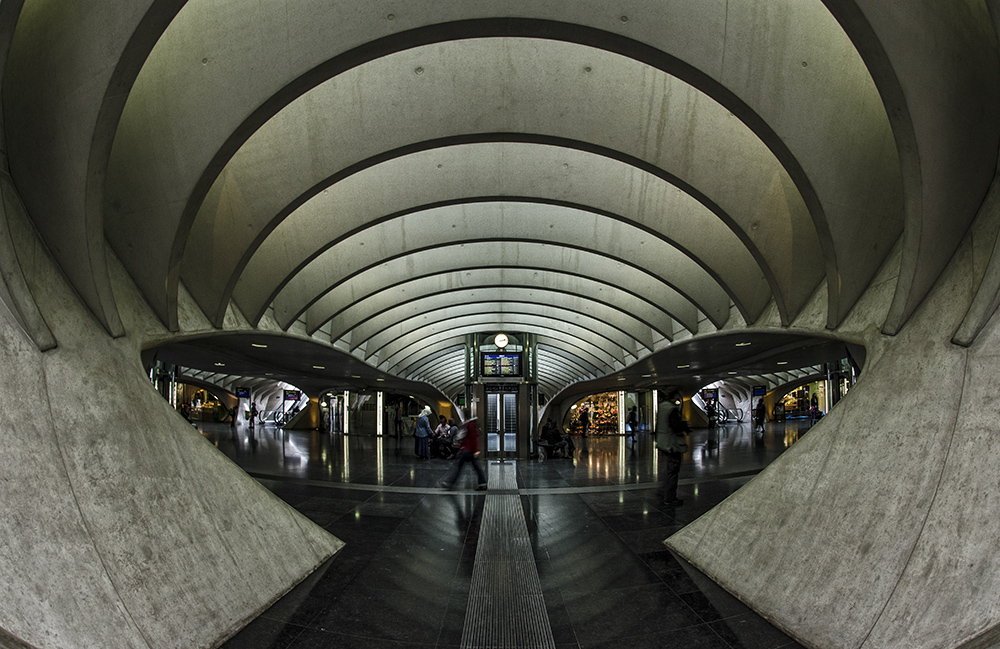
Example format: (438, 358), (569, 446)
(481, 352), (521, 377)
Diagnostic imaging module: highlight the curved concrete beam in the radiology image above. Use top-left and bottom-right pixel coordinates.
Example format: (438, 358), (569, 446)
(179, 40), (806, 332)
(361, 301), (647, 364)
(331, 272), (673, 345)
(820, 0), (1000, 334)
(102, 5), (890, 335)
(1, 0), (161, 336)
(349, 293), (656, 354)
(0, 170), (56, 351)
(391, 331), (616, 378)
(373, 313), (629, 369)
(302, 245), (697, 335)
(277, 204), (728, 328)
(232, 143), (770, 326)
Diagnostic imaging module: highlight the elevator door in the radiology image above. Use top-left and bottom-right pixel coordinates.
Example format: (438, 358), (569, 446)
(485, 391), (517, 458)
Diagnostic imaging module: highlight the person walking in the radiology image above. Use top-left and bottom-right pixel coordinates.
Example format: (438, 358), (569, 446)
(655, 389), (690, 507)
(439, 418), (488, 490)
(414, 406), (433, 459)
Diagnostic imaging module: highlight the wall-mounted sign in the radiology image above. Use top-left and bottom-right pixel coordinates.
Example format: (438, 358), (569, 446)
(235, 387), (250, 398)
(283, 389), (301, 401)
(484, 384), (519, 392)
(701, 388), (719, 400)
(481, 352), (522, 377)
(752, 385), (767, 397)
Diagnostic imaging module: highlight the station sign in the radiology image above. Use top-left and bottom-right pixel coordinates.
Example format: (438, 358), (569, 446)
(283, 389), (301, 401)
(752, 385), (767, 397)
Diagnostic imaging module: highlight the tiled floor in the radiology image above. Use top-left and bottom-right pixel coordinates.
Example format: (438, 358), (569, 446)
(201, 419), (813, 648)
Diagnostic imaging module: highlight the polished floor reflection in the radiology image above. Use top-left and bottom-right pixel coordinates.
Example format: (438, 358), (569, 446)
(206, 420), (813, 648)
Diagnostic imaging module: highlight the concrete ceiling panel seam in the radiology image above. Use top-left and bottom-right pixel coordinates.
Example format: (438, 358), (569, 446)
(299, 248), (700, 335)
(230, 146), (773, 326)
(389, 332), (614, 378)
(176, 42), (812, 330)
(99, 10), (886, 337)
(818, 0), (1000, 336)
(372, 314), (629, 369)
(347, 295), (655, 356)
(268, 209), (731, 330)
(360, 307), (641, 369)
(330, 275), (673, 345)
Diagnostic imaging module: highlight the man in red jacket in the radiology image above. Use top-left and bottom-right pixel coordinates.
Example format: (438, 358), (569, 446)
(439, 418), (488, 490)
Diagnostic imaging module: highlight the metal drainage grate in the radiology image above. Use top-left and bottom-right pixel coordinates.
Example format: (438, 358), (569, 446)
(461, 462), (556, 649)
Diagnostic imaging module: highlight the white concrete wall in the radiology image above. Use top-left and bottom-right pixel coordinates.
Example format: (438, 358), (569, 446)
(667, 202), (1000, 648)
(0, 196), (342, 648)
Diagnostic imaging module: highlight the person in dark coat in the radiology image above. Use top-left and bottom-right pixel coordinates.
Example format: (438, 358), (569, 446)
(414, 406), (433, 459)
(656, 389), (690, 506)
(439, 418), (488, 489)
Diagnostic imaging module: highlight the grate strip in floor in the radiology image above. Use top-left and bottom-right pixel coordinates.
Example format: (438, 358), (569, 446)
(460, 462), (556, 649)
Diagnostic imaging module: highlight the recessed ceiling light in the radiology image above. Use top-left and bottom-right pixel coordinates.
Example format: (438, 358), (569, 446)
(641, 374), (652, 378)
(677, 364), (690, 369)
(377, 378), (385, 382)
(351, 375), (361, 379)
(214, 362), (225, 366)
(617, 377), (626, 381)
(777, 361), (788, 365)
(735, 342), (752, 347)
(251, 343), (267, 348)
(312, 365), (325, 370)
(728, 371), (737, 374)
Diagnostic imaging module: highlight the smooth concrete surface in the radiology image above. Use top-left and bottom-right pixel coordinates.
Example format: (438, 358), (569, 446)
(297, 246), (699, 337)
(233, 143), (771, 327)
(667, 203), (1000, 648)
(0, 191), (343, 648)
(92, 1), (893, 332)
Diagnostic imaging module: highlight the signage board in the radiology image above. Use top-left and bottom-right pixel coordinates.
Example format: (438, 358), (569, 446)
(283, 389), (301, 401)
(752, 385), (767, 397)
(235, 387), (250, 398)
(481, 352), (522, 377)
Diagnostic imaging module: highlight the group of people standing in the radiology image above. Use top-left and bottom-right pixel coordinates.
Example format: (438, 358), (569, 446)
(411, 406), (488, 490)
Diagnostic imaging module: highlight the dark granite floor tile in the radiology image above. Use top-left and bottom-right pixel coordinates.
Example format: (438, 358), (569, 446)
(283, 627), (437, 648)
(308, 582), (445, 644)
(710, 613), (806, 649)
(561, 583), (705, 643)
(578, 623), (731, 649)
(219, 616), (307, 649)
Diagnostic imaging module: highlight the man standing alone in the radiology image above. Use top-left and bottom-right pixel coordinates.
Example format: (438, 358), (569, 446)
(656, 389), (690, 507)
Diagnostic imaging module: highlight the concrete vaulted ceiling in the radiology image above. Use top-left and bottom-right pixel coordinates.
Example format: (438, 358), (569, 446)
(3, 0), (997, 400)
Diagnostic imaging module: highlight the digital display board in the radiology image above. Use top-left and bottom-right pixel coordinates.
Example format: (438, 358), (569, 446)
(283, 389), (301, 401)
(235, 387), (250, 398)
(481, 352), (522, 377)
(701, 388), (719, 400)
(752, 385), (767, 397)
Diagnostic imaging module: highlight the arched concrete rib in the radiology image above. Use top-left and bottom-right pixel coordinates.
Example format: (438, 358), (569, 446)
(332, 274), (671, 346)
(181, 40), (811, 332)
(302, 247), (697, 336)
(1, 0), (189, 337)
(389, 331), (617, 378)
(360, 301), (648, 364)
(274, 203), (727, 328)
(232, 143), (770, 327)
(101, 7), (896, 336)
(345, 291), (657, 355)
(372, 313), (630, 370)
(819, 0), (1000, 334)
(390, 336), (599, 387)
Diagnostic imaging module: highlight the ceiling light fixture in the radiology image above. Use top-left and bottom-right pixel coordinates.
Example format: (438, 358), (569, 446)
(735, 342), (752, 347)
(214, 362), (225, 366)
(251, 343), (267, 348)
(677, 364), (690, 369)
(777, 361), (788, 365)
(312, 365), (325, 370)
